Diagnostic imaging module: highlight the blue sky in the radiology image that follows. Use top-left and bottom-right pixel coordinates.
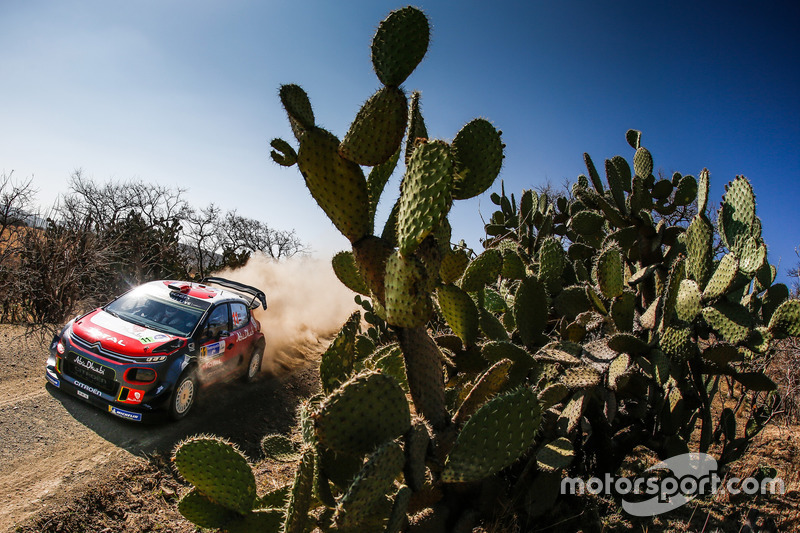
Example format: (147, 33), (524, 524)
(1, 1), (798, 282)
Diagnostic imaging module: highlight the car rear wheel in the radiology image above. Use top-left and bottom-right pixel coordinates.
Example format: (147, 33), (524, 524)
(169, 371), (197, 420)
(245, 345), (263, 383)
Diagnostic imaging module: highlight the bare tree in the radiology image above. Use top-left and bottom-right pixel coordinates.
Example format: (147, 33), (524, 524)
(220, 211), (308, 260)
(12, 220), (114, 330)
(183, 204), (224, 279)
(0, 173), (37, 320)
(57, 170), (189, 231)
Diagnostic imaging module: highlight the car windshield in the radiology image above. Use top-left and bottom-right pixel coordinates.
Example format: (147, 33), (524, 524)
(105, 286), (207, 337)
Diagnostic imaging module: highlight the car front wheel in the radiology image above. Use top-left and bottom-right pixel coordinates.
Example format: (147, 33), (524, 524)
(169, 371), (197, 420)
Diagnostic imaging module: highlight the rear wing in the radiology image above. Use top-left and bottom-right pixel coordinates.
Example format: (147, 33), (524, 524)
(200, 276), (268, 310)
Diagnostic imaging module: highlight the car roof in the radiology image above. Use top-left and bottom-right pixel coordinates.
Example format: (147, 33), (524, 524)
(143, 280), (252, 307)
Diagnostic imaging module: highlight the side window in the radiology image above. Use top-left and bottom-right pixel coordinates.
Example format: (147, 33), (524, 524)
(230, 303), (249, 330)
(202, 304), (229, 340)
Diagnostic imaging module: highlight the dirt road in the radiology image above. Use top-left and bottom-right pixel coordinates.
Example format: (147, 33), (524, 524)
(0, 325), (320, 532)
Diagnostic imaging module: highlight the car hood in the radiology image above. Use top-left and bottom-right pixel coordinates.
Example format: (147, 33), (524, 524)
(70, 309), (180, 357)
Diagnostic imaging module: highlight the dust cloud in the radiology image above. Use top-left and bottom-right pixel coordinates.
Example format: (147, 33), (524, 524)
(214, 254), (359, 374)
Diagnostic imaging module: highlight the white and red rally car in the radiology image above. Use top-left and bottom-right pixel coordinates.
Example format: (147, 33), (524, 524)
(46, 277), (267, 422)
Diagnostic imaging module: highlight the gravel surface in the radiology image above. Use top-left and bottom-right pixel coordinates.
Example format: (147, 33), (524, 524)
(0, 324), (321, 532)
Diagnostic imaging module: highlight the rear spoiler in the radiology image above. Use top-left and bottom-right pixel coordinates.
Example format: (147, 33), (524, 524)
(200, 276), (268, 310)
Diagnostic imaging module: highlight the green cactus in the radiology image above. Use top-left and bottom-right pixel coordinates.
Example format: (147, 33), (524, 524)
(536, 437), (575, 472)
(384, 251), (432, 328)
(331, 251), (370, 296)
(451, 118), (504, 200)
(173, 436), (257, 515)
(315, 371), (411, 455)
(296, 127), (370, 242)
(339, 87), (408, 166)
(283, 447), (315, 533)
(166, 6), (799, 529)
(437, 284), (480, 346)
(260, 434), (301, 463)
(595, 243), (624, 299)
(442, 387), (541, 483)
(371, 6), (430, 87)
(269, 138), (298, 167)
(460, 248), (503, 292)
(334, 441), (405, 529)
(397, 140), (454, 256)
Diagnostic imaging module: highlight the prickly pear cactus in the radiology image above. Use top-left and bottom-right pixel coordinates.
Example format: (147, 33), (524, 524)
(174, 5), (798, 532)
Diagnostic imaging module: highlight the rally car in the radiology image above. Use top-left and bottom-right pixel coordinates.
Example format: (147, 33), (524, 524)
(45, 277), (267, 422)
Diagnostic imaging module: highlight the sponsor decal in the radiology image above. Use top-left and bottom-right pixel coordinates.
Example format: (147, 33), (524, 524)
(74, 379), (103, 397)
(120, 388), (144, 405)
(74, 356), (108, 377)
(200, 341), (225, 358)
(203, 357), (223, 369)
(169, 292), (191, 305)
(85, 326), (127, 346)
(91, 312), (170, 345)
(138, 334), (169, 344)
(77, 390), (89, 400)
(108, 406), (143, 421)
(235, 325), (255, 342)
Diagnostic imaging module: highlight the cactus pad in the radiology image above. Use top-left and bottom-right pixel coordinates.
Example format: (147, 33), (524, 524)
(405, 90), (428, 164)
(439, 249), (470, 285)
(371, 6), (430, 87)
(570, 210), (605, 236)
(172, 436), (256, 514)
(702, 302), (753, 344)
(536, 438), (575, 473)
(460, 248), (503, 292)
(451, 118), (505, 200)
(279, 84), (315, 140)
(339, 86), (408, 166)
(768, 299), (800, 338)
(719, 176), (756, 254)
(283, 447), (315, 533)
(315, 371), (410, 455)
(332, 251), (370, 296)
(633, 146), (653, 178)
(397, 140), (454, 256)
(514, 276), (549, 348)
(676, 279), (703, 322)
(385, 251), (432, 327)
(437, 284), (480, 346)
(596, 244), (624, 299)
(297, 127), (370, 242)
(269, 138), (298, 167)
(702, 253), (739, 301)
(442, 387), (541, 483)
(454, 358), (513, 426)
(178, 489), (235, 530)
(334, 441), (405, 529)
(260, 434), (301, 463)
(686, 214), (714, 288)
(661, 326), (696, 363)
(561, 366), (602, 390)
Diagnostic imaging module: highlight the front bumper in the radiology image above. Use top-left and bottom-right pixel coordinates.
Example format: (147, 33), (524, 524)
(46, 351), (171, 423)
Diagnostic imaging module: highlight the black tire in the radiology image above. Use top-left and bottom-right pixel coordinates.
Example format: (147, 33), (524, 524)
(169, 370), (197, 420)
(244, 345), (263, 383)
